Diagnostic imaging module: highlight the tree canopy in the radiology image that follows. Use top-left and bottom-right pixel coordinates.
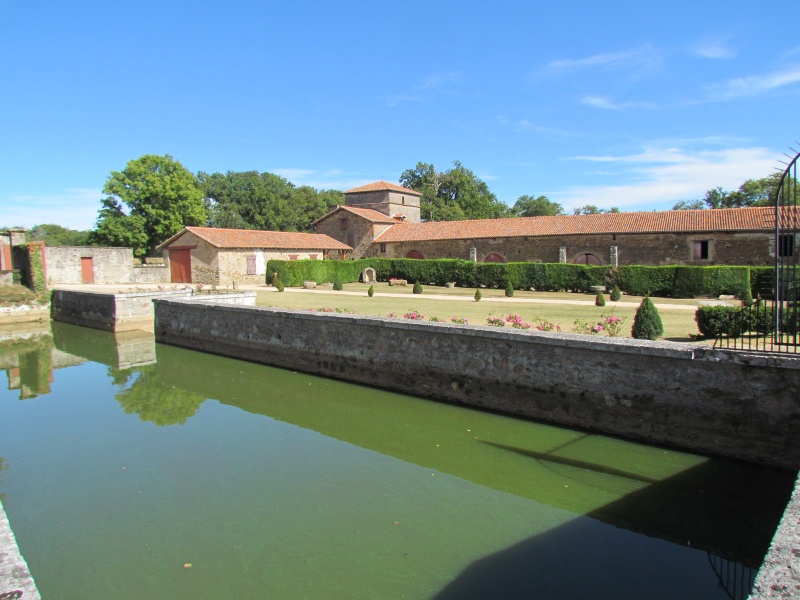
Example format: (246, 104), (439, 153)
(27, 224), (90, 246)
(399, 161), (510, 221)
(511, 195), (564, 217)
(199, 170), (343, 232)
(89, 154), (206, 258)
(673, 173), (789, 210)
(573, 205), (620, 215)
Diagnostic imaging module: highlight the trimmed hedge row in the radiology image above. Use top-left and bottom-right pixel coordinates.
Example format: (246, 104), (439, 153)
(695, 304), (800, 338)
(267, 258), (763, 298)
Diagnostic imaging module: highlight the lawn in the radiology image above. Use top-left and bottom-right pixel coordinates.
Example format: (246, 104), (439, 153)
(255, 282), (725, 342)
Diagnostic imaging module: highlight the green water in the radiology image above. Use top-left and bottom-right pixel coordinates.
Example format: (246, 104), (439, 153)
(0, 322), (795, 600)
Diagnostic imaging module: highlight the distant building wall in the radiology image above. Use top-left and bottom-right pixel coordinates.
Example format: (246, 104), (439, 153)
(45, 246), (168, 284)
(314, 215), (378, 259)
(379, 231), (775, 266)
(344, 190), (421, 222)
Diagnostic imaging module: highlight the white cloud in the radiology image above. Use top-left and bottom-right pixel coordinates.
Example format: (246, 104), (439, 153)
(1, 188), (102, 231)
(554, 145), (778, 210)
(546, 45), (661, 73)
(384, 71), (461, 107)
(416, 71), (462, 90)
(689, 39), (735, 59)
(708, 66), (800, 99)
(512, 119), (580, 137)
(581, 95), (657, 110)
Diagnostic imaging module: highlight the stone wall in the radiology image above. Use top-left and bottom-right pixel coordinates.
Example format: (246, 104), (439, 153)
(51, 289), (256, 331)
(153, 301), (800, 469)
(315, 214), (376, 259)
(381, 231), (774, 266)
(344, 190), (421, 222)
(44, 246), (169, 284)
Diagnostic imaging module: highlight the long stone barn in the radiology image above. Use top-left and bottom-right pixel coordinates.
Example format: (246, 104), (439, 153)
(157, 227), (351, 285)
(313, 181), (797, 266)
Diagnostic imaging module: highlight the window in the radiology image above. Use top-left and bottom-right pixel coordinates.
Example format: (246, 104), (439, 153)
(379, 243), (386, 253)
(778, 234), (796, 258)
(246, 254), (257, 275)
(309, 254), (318, 260)
(693, 240), (710, 260)
(339, 218), (349, 230)
(289, 254), (298, 261)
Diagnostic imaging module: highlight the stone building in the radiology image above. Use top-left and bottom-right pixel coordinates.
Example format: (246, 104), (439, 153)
(158, 227), (351, 284)
(313, 181), (796, 267)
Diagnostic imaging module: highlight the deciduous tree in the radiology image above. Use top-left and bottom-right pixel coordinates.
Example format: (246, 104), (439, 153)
(511, 195), (563, 217)
(90, 154), (206, 257)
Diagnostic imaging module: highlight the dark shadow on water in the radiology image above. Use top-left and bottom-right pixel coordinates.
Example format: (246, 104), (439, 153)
(432, 447), (796, 600)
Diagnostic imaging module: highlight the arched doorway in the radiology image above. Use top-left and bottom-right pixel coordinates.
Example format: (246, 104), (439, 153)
(406, 250), (425, 259)
(484, 253), (505, 263)
(574, 253), (601, 266)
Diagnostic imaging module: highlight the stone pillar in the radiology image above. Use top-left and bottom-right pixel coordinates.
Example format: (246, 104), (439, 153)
(469, 247), (477, 262)
(559, 246), (567, 263)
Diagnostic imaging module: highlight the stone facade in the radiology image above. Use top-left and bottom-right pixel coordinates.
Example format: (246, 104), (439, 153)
(344, 189), (421, 222)
(163, 230), (328, 285)
(376, 231), (776, 266)
(314, 215), (394, 260)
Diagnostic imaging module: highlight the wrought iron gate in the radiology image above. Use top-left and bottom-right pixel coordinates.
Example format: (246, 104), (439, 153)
(715, 148), (799, 354)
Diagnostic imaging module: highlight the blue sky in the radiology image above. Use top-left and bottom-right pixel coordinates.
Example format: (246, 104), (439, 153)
(2, 1), (799, 230)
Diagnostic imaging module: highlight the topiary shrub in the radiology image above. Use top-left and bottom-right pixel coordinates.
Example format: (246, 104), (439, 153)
(413, 280), (423, 294)
(474, 289), (482, 302)
(631, 297), (664, 340)
(505, 281), (514, 297)
(595, 292), (606, 306)
(333, 277), (343, 291)
(610, 286), (621, 302)
(275, 278), (285, 292)
(367, 285), (374, 297)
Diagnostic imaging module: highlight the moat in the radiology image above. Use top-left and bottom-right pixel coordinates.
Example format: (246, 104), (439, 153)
(0, 321), (795, 599)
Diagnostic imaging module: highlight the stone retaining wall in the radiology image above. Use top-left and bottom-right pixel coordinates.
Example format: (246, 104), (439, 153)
(153, 300), (800, 469)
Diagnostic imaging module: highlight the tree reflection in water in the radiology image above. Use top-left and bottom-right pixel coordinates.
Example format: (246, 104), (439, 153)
(115, 367), (205, 426)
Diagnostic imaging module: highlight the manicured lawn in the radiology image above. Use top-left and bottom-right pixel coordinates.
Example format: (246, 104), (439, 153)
(256, 283), (726, 342)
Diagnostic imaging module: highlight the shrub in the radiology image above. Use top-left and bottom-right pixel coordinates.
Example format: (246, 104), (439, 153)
(505, 281), (514, 297)
(533, 318), (561, 332)
(367, 285), (374, 297)
(413, 280), (423, 294)
(631, 297), (664, 340)
(505, 314), (531, 329)
(275, 278), (285, 292)
(695, 305), (748, 338)
(600, 310), (625, 337)
(403, 310), (424, 320)
(573, 319), (604, 335)
(610, 286), (622, 301)
(595, 292), (606, 307)
(486, 316), (505, 327)
(474, 289), (482, 301)
(333, 277), (343, 291)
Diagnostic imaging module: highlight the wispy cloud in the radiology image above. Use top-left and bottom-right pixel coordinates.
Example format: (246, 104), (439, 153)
(2, 188), (102, 230)
(689, 38), (735, 59)
(384, 71), (462, 107)
(512, 119), (580, 137)
(271, 168), (371, 191)
(546, 45), (661, 73)
(554, 145), (778, 210)
(581, 95), (657, 110)
(707, 66), (800, 99)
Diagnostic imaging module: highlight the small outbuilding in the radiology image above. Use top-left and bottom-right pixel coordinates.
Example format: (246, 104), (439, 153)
(158, 227), (351, 285)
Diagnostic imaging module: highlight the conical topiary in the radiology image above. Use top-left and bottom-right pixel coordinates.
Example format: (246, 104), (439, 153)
(610, 286), (622, 302)
(333, 277), (343, 291)
(595, 292), (606, 307)
(367, 285), (374, 297)
(413, 280), (423, 294)
(505, 281), (514, 297)
(275, 278), (285, 292)
(474, 289), (482, 302)
(631, 296), (664, 340)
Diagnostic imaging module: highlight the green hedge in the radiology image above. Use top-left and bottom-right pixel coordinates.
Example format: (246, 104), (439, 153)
(268, 258), (763, 298)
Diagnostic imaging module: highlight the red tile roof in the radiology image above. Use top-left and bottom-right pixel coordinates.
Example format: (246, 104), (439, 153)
(311, 205), (403, 226)
(373, 207), (788, 243)
(160, 227), (351, 250)
(344, 180), (422, 196)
